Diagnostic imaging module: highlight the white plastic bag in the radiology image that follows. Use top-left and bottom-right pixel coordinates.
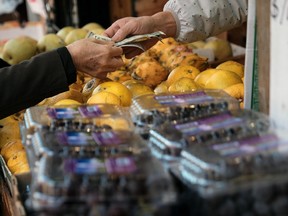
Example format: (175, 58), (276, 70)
(0, 0), (23, 15)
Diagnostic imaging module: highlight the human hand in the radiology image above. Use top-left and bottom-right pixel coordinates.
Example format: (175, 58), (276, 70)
(104, 12), (177, 58)
(66, 38), (123, 79)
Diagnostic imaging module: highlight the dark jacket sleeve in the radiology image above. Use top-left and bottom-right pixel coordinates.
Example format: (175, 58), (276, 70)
(0, 48), (76, 119)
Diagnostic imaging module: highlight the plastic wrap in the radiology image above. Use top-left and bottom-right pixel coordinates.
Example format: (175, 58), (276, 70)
(149, 109), (271, 161)
(130, 90), (240, 137)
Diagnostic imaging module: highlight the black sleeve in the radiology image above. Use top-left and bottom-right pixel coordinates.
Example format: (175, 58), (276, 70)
(0, 59), (10, 68)
(56, 47), (77, 85)
(0, 50), (72, 119)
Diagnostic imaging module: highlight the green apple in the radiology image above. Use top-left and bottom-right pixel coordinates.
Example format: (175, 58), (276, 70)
(64, 28), (88, 45)
(2, 36), (37, 65)
(56, 26), (75, 40)
(37, 33), (66, 53)
(82, 22), (103, 31)
(89, 28), (105, 35)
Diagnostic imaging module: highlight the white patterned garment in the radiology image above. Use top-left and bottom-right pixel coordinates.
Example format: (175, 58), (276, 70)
(163, 0), (248, 42)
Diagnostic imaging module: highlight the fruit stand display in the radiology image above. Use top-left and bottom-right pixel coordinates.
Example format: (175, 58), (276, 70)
(3, 20), (288, 216)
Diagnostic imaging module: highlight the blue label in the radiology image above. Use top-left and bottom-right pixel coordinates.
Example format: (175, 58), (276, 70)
(57, 131), (94, 145)
(154, 91), (213, 105)
(211, 134), (279, 157)
(64, 158), (106, 174)
(47, 107), (78, 119)
(92, 131), (121, 145)
(175, 113), (242, 136)
(78, 105), (103, 118)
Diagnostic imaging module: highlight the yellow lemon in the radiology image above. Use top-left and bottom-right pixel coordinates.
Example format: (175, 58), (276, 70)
(54, 99), (82, 106)
(216, 60), (244, 78)
(194, 69), (218, 88)
(1, 139), (24, 161)
(13, 163), (30, 175)
(168, 77), (199, 93)
(154, 81), (169, 94)
(92, 81), (132, 107)
(167, 65), (201, 86)
(224, 83), (244, 108)
(125, 82), (154, 98)
(93, 118), (132, 131)
(87, 91), (121, 106)
(205, 70), (243, 89)
(122, 79), (143, 86)
(7, 150), (28, 169)
(0, 116), (21, 149)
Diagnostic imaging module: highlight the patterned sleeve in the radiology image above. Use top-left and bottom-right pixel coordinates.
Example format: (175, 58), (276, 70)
(163, 0), (248, 42)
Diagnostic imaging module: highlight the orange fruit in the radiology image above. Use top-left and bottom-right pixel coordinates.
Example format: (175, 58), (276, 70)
(92, 81), (132, 106)
(167, 65), (201, 86)
(87, 91), (121, 106)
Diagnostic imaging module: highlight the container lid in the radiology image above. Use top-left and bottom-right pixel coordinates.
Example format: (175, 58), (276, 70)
(29, 153), (177, 211)
(24, 104), (130, 131)
(149, 109), (271, 161)
(130, 90), (240, 134)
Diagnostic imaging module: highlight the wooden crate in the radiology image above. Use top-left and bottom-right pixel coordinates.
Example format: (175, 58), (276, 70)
(135, 0), (167, 16)
(110, 0), (133, 23)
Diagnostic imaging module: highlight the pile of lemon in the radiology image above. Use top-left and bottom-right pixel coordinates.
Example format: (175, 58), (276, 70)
(0, 116), (30, 175)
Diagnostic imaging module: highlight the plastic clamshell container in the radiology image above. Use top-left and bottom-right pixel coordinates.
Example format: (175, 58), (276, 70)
(149, 109), (271, 161)
(130, 90), (240, 136)
(169, 161), (288, 216)
(28, 129), (147, 160)
(23, 104), (131, 131)
(28, 153), (177, 213)
(180, 133), (288, 182)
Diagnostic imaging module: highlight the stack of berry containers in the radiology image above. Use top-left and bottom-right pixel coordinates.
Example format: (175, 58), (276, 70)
(130, 90), (240, 138)
(168, 132), (288, 216)
(22, 104), (177, 215)
(27, 153), (176, 215)
(148, 109), (271, 161)
(23, 104), (136, 168)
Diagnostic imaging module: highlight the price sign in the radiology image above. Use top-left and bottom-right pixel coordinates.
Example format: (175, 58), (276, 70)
(270, 0), (288, 129)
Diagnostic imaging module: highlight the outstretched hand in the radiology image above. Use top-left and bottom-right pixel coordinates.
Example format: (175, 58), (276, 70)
(66, 38), (124, 79)
(104, 12), (177, 58)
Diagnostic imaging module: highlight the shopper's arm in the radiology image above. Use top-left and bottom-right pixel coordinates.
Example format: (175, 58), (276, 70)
(0, 50), (71, 119)
(164, 0), (248, 42)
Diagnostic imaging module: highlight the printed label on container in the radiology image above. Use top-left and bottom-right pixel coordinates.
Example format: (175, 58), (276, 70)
(105, 156), (137, 174)
(64, 158), (106, 175)
(56, 131), (94, 145)
(154, 91), (213, 105)
(174, 113), (243, 136)
(46, 107), (78, 119)
(64, 156), (137, 175)
(211, 134), (279, 157)
(78, 105), (103, 118)
(92, 131), (122, 145)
